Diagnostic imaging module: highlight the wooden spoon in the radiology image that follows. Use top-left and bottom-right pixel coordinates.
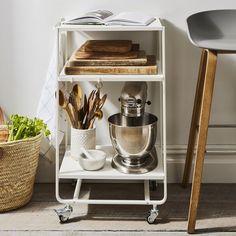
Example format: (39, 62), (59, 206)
(83, 94), (87, 114)
(59, 90), (76, 128)
(76, 94), (90, 129)
(96, 110), (103, 120)
(84, 90), (96, 128)
(86, 91), (100, 128)
(88, 110), (103, 129)
(88, 90), (96, 112)
(69, 91), (80, 128)
(68, 103), (77, 128)
(98, 94), (107, 110)
(73, 84), (83, 110)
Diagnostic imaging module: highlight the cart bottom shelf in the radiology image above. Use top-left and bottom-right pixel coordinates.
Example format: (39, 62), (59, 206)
(59, 145), (164, 180)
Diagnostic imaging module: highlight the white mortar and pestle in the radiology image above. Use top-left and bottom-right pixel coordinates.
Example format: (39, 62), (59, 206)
(79, 147), (106, 171)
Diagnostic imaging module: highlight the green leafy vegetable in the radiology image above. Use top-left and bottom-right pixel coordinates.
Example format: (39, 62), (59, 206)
(7, 114), (50, 141)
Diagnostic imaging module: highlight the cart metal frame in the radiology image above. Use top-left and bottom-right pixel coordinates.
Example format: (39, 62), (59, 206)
(55, 18), (167, 223)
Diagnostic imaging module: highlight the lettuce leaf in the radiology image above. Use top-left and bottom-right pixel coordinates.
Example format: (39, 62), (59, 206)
(7, 114), (50, 141)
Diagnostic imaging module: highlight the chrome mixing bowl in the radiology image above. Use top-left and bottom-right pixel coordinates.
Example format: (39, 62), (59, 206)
(108, 113), (158, 166)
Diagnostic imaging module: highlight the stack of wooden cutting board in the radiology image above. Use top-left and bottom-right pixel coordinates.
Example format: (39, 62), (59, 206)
(64, 40), (157, 75)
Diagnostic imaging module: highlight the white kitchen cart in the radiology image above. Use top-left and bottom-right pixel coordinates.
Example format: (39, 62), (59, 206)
(55, 18), (167, 224)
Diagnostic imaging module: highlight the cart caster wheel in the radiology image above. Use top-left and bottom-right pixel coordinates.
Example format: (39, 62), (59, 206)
(54, 205), (73, 223)
(147, 209), (159, 224)
(150, 180), (157, 191)
(59, 215), (69, 223)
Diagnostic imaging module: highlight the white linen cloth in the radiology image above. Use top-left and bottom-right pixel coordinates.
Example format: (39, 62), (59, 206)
(36, 42), (65, 161)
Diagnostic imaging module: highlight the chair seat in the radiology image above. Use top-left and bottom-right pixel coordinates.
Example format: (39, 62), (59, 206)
(187, 10), (236, 51)
(195, 38), (236, 51)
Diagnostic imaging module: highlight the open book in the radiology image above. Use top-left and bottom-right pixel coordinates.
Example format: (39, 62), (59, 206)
(63, 10), (156, 26)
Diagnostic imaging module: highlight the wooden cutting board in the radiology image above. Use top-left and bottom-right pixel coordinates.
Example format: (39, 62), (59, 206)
(70, 51), (147, 66)
(64, 55), (157, 75)
(80, 40), (132, 53)
(75, 44), (140, 60)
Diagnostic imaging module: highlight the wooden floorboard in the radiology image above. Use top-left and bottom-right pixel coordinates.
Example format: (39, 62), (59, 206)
(0, 183), (236, 235)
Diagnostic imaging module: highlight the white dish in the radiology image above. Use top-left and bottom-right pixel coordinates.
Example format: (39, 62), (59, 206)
(78, 149), (106, 171)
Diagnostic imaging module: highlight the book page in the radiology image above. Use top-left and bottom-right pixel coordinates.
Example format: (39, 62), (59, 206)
(84, 9), (113, 20)
(62, 9), (113, 25)
(107, 12), (155, 25)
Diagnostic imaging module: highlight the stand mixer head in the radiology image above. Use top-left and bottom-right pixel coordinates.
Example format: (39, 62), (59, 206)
(119, 82), (150, 117)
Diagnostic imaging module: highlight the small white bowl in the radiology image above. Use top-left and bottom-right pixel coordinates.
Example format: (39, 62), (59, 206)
(78, 149), (106, 171)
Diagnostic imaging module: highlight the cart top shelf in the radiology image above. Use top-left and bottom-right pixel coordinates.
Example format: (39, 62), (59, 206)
(56, 18), (164, 31)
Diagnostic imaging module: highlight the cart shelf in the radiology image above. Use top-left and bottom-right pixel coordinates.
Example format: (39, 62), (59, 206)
(59, 146), (164, 180)
(56, 18), (163, 32)
(58, 73), (164, 82)
(58, 62), (164, 82)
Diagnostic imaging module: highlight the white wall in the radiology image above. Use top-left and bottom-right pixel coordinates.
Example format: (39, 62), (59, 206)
(1, 0), (236, 182)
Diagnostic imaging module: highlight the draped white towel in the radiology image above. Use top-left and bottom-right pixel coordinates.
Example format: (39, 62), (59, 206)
(36, 42), (65, 161)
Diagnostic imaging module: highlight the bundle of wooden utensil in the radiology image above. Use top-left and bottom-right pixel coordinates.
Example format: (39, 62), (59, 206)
(59, 84), (107, 129)
(64, 40), (157, 75)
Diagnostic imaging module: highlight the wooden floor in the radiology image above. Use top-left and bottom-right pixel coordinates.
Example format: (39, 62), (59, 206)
(0, 183), (236, 236)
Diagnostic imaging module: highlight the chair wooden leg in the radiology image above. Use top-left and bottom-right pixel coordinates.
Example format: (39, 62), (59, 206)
(187, 50), (218, 234)
(182, 49), (208, 187)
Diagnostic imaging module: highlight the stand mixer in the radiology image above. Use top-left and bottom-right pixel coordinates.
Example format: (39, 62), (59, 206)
(108, 82), (158, 174)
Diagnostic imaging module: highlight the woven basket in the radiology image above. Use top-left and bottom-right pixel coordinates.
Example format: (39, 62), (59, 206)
(0, 133), (42, 212)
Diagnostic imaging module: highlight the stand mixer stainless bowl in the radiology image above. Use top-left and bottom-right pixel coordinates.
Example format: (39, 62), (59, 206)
(108, 82), (158, 174)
